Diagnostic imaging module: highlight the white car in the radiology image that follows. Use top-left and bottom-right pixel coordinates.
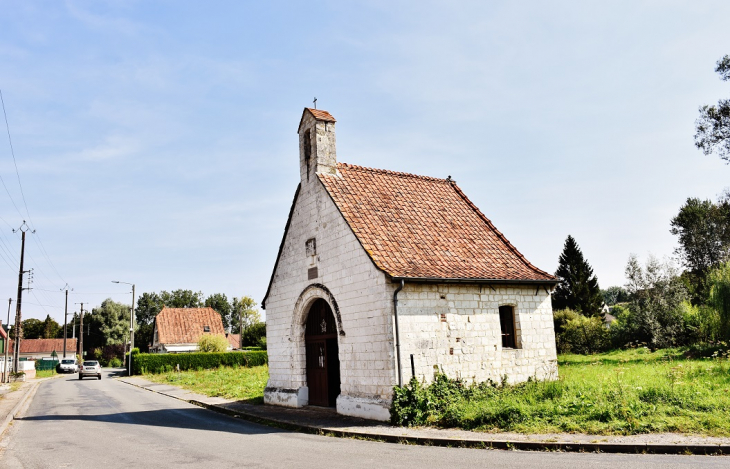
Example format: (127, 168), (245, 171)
(78, 360), (101, 380)
(57, 359), (78, 373)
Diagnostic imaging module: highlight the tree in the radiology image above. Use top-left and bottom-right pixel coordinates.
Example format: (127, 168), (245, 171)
(695, 55), (730, 162)
(552, 235), (603, 316)
(159, 289), (204, 309)
(197, 334), (229, 353)
(20, 318), (44, 339)
(601, 286), (630, 306)
(670, 196), (730, 300)
(231, 296), (261, 335)
(90, 299), (131, 346)
(205, 293), (232, 331)
(135, 292), (164, 326)
(41, 315), (62, 339)
(624, 254), (688, 349)
(708, 262), (730, 340)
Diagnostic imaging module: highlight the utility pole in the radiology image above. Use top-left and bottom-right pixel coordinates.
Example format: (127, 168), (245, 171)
(12, 221), (33, 374)
(112, 281), (135, 375)
(75, 303), (85, 359)
(3, 299), (10, 383)
(62, 286), (69, 358)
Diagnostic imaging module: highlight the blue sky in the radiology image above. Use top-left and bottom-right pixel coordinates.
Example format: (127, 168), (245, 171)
(0, 1), (728, 324)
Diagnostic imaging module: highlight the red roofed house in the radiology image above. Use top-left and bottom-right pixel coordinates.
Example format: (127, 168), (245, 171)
(150, 307), (228, 353)
(262, 108), (559, 421)
(7, 338), (78, 360)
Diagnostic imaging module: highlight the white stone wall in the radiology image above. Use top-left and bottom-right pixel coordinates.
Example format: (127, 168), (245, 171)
(396, 283), (558, 385)
(264, 156), (396, 419)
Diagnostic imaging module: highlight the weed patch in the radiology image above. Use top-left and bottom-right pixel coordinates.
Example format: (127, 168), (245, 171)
(391, 348), (730, 435)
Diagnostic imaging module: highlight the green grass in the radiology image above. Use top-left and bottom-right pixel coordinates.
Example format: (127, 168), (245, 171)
(393, 347), (730, 435)
(144, 364), (269, 404)
(35, 369), (57, 379)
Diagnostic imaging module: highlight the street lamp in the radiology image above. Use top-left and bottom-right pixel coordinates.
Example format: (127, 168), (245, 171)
(112, 281), (135, 376)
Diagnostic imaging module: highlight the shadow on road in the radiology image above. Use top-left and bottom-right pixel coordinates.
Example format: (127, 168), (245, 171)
(18, 407), (279, 436)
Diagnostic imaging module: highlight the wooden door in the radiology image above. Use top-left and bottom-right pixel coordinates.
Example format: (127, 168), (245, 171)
(305, 299), (340, 407)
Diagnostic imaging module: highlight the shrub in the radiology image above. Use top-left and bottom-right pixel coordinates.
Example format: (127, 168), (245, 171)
(198, 334), (229, 353)
(132, 350), (267, 375)
(708, 262), (730, 340)
(241, 322), (266, 347)
(680, 301), (720, 343)
(554, 309), (608, 353)
(553, 308), (580, 353)
(257, 336), (267, 350)
(109, 357), (122, 368)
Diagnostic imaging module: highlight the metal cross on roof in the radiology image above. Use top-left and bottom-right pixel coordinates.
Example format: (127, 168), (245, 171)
(313, 97), (317, 109)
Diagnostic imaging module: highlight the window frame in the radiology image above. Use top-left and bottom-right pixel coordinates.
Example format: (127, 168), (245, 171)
(498, 304), (518, 349)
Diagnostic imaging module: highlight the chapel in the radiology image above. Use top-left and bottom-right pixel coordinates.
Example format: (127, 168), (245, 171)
(262, 108), (558, 421)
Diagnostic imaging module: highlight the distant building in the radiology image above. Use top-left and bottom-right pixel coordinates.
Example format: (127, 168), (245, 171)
(226, 333), (240, 350)
(150, 307), (228, 353)
(262, 108), (559, 421)
(7, 338), (77, 360)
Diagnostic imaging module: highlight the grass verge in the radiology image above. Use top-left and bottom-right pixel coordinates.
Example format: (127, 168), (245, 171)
(35, 369), (57, 379)
(391, 347), (730, 436)
(144, 364), (268, 404)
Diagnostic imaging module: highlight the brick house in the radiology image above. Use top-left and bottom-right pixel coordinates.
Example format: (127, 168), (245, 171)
(150, 307), (228, 353)
(262, 108), (559, 421)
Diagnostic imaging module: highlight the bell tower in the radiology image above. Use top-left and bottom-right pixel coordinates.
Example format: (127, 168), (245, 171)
(297, 108), (337, 182)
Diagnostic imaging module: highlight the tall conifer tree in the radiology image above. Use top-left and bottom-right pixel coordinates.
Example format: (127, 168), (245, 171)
(553, 235), (603, 316)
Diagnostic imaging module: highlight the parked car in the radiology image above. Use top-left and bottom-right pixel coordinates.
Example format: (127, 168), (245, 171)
(56, 359), (78, 374)
(79, 360), (101, 380)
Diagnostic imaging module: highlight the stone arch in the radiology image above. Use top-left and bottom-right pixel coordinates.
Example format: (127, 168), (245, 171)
(290, 284), (344, 407)
(291, 283), (345, 338)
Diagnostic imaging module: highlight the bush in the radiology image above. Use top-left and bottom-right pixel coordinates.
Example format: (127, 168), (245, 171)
(109, 357), (122, 368)
(198, 334), (229, 353)
(241, 322), (266, 347)
(553, 308), (580, 353)
(680, 301), (720, 343)
(554, 308), (609, 353)
(708, 262), (730, 340)
(132, 350), (267, 375)
(561, 315), (609, 354)
(257, 336), (267, 350)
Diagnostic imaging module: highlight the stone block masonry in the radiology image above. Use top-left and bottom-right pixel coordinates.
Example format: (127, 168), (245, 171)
(396, 283), (558, 385)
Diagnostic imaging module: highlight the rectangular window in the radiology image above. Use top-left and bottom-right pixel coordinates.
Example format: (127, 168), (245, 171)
(203, 325), (210, 332)
(499, 305), (517, 349)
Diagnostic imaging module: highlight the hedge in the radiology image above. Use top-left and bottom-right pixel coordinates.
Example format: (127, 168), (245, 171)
(131, 351), (268, 375)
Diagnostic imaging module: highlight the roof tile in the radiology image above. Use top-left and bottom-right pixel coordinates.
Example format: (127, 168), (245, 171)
(155, 307), (226, 345)
(318, 163), (554, 282)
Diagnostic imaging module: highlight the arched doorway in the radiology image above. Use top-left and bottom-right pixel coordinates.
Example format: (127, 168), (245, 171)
(305, 298), (340, 407)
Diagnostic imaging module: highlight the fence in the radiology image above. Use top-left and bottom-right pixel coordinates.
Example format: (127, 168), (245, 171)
(36, 359), (59, 371)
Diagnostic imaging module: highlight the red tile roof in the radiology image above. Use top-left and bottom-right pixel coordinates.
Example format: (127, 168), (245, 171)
(317, 163), (554, 282)
(226, 333), (240, 349)
(297, 108), (336, 133)
(8, 338), (77, 354)
(155, 307), (226, 345)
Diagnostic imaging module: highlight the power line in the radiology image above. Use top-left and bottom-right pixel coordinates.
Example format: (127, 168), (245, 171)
(0, 90), (67, 288)
(0, 90), (26, 220)
(1, 90), (32, 223)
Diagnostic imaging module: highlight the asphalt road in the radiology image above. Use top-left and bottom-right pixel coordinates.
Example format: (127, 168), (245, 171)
(0, 370), (726, 469)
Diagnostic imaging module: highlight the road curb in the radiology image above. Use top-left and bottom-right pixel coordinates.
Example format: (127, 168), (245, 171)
(0, 381), (40, 438)
(116, 378), (729, 455)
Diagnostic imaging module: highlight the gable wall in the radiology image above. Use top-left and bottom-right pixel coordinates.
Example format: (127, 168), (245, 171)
(397, 283), (558, 384)
(264, 175), (396, 420)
